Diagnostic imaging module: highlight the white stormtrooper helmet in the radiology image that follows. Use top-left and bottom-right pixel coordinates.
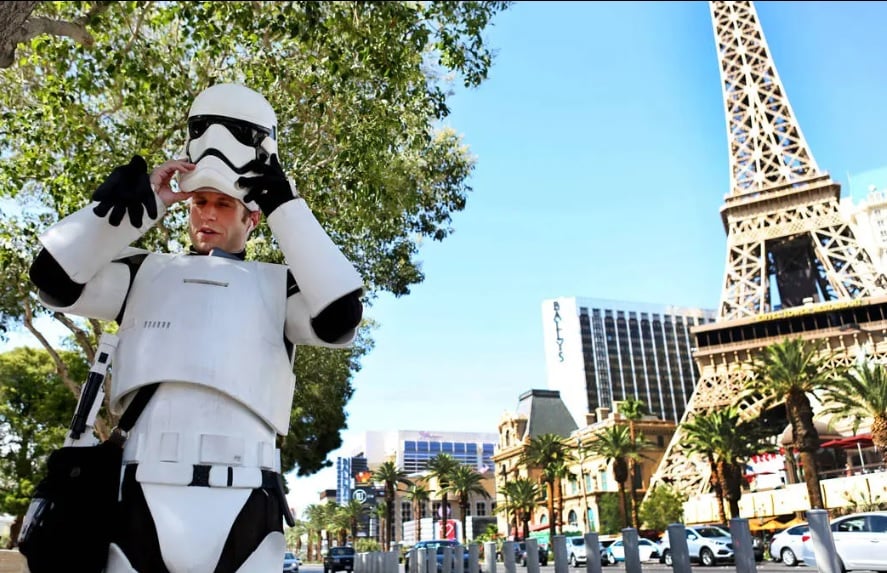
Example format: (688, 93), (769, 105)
(178, 83), (278, 212)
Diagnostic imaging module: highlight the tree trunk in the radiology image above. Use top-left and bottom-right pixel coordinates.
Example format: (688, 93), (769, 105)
(546, 480), (556, 545)
(0, 1), (38, 67)
(871, 414), (887, 465)
(786, 390), (824, 508)
(709, 458), (727, 524)
(718, 460), (743, 519)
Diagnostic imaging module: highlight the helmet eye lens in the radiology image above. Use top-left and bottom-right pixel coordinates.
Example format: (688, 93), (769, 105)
(188, 115), (272, 148)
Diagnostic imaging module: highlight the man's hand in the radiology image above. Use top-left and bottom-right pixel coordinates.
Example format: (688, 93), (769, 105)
(150, 158), (195, 207)
(236, 155), (299, 217)
(92, 155), (160, 228)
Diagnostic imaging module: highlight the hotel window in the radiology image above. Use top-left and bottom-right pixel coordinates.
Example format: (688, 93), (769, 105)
(475, 502), (486, 516)
(401, 501), (412, 522)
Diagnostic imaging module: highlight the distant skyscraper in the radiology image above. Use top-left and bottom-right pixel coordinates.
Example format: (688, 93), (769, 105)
(541, 297), (717, 427)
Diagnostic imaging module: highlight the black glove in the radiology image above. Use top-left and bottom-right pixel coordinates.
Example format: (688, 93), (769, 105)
(91, 155), (157, 228)
(236, 154), (298, 217)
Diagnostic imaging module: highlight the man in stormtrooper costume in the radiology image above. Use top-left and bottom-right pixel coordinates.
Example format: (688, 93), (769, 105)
(29, 83), (364, 572)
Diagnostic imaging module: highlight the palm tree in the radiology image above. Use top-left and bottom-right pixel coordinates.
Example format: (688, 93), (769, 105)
(426, 453), (460, 539)
(618, 398), (648, 529)
(405, 484), (431, 541)
(304, 503), (327, 561)
(372, 460), (414, 549)
(683, 406), (773, 519)
(586, 425), (645, 528)
(821, 360), (887, 464)
(373, 500), (388, 544)
(339, 499), (369, 542)
(330, 505), (352, 545)
(574, 443), (591, 533)
(498, 477), (541, 541)
(542, 458), (571, 534)
(521, 433), (570, 543)
(746, 337), (834, 509)
(447, 465), (491, 544)
(680, 411), (728, 523)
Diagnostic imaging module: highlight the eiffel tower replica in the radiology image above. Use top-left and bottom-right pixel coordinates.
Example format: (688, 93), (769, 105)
(650, 0), (887, 500)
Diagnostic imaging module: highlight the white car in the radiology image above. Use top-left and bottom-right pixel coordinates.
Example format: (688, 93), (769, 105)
(801, 511), (887, 572)
(604, 538), (660, 564)
(658, 525), (734, 566)
(768, 522), (809, 566)
(566, 536), (587, 567)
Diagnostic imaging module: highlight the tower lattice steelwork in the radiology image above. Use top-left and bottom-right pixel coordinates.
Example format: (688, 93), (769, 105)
(649, 1), (887, 500)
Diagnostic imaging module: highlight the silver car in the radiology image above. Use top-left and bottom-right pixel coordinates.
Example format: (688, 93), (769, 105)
(768, 523), (808, 566)
(801, 511), (887, 572)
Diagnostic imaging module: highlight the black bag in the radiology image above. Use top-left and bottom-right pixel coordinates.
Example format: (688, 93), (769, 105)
(18, 384), (157, 573)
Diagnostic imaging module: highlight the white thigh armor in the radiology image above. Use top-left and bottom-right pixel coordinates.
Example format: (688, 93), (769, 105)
(112, 253), (295, 434)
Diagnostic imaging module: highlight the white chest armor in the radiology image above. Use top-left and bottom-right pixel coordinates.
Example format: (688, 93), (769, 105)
(111, 253), (295, 434)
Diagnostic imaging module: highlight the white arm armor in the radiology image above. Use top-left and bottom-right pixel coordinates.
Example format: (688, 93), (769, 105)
(39, 195), (166, 283)
(268, 199), (364, 346)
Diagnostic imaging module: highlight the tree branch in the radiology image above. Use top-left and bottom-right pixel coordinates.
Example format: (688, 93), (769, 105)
(21, 298), (79, 397)
(52, 311), (95, 364)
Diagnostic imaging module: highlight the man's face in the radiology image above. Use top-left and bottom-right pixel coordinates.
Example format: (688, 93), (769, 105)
(188, 189), (259, 254)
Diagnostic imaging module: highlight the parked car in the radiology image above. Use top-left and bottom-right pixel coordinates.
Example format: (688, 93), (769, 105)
(800, 511), (887, 572)
(768, 522), (809, 566)
(283, 551), (301, 573)
(324, 546), (355, 573)
(404, 540), (470, 573)
(604, 538), (660, 564)
(513, 541), (548, 566)
(566, 536), (587, 567)
(659, 524), (734, 566)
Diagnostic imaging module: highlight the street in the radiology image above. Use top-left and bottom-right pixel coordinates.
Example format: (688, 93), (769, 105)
(295, 561), (829, 573)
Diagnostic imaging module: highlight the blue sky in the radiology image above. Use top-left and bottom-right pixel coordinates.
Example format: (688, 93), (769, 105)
(3, 1), (887, 516)
(285, 1), (887, 511)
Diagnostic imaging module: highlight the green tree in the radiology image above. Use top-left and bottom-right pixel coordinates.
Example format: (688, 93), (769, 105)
(821, 360), (887, 465)
(680, 411), (728, 524)
(745, 338), (834, 509)
(303, 503), (327, 561)
(597, 492), (621, 535)
(586, 425), (647, 529)
(405, 484), (431, 541)
(338, 499), (369, 543)
(498, 477), (541, 540)
(426, 453), (459, 538)
(638, 484), (686, 531)
(0, 1), (511, 476)
(0, 346), (84, 545)
(371, 460), (413, 548)
(520, 433), (570, 543)
(446, 464), (490, 544)
(617, 398), (648, 530)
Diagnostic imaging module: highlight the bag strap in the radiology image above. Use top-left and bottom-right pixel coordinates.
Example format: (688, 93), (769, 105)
(118, 383), (159, 431)
(106, 383), (159, 446)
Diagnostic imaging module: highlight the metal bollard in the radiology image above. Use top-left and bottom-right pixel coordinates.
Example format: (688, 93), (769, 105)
(443, 546), (454, 573)
(807, 509), (841, 573)
(469, 543), (481, 573)
(622, 528), (642, 573)
(552, 535), (567, 573)
(485, 541), (498, 573)
(729, 518), (757, 573)
(525, 538), (541, 573)
(418, 548), (429, 573)
(666, 523), (692, 573)
(408, 548), (418, 573)
(454, 545), (465, 573)
(386, 551), (399, 573)
(502, 541), (517, 573)
(584, 532), (602, 573)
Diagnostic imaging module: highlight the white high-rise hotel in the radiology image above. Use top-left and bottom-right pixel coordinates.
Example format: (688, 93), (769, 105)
(541, 297), (716, 428)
